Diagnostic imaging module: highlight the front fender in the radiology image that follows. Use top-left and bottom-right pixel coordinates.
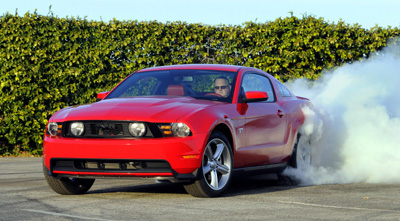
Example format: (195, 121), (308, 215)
(178, 105), (237, 155)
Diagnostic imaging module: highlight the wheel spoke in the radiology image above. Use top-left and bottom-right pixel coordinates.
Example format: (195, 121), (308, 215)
(205, 145), (214, 161)
(210, 170), (219, 189)
(216, 164), (230, 175)
(203, 164), (212, 174)
(213, 143), (225, 160)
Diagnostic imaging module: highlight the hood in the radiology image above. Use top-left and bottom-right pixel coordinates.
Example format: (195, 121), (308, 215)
(51, 96), (221, 123)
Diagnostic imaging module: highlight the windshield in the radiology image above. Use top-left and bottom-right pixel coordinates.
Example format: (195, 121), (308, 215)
(106, 69), (237, 103)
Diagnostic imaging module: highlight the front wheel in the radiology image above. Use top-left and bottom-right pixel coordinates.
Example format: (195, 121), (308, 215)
(184, 131), (233, 197)
(43, 163), (95, 195)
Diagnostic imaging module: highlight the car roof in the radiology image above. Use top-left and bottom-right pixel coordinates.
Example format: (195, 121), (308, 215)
(136, 64), (244, 73)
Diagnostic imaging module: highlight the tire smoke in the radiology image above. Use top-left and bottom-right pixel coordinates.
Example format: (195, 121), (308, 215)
(283, 43), (400, 185)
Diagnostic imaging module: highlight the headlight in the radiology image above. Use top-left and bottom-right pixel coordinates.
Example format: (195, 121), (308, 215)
(47, 122), (61, 136)
(70, 122), (85, 136)
(171, 123), (191, 137)
(129, 122), (146, 137)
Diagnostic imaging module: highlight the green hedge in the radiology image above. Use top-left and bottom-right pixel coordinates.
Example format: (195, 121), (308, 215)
(0, 11), (399, 155)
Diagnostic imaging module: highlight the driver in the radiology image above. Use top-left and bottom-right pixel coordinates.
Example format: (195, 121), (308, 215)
(214, 77), (231, 97)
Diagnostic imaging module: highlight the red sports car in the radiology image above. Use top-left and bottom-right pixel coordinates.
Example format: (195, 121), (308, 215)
(43, 64), (311, 197)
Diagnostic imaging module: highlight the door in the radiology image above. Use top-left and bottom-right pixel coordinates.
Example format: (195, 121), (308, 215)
(240, 73), (289, 166)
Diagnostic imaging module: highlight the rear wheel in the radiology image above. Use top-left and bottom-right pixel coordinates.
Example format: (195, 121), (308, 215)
(278, 133), (312, 185)
(184, 131), (233, 197)
(288, 133), (312, 169)
(43, 163), (95, 195)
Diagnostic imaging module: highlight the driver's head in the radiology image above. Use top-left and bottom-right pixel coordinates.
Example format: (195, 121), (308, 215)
(214, 77), (231, 98)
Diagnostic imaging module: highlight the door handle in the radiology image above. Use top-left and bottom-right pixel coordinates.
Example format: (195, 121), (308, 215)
(277, 110), (285, 118)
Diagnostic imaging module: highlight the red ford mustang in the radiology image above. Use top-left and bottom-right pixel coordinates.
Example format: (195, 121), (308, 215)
(43, 64), (311, 197)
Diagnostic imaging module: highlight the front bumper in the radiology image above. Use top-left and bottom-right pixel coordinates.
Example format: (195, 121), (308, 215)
(43, 133), (208, 180)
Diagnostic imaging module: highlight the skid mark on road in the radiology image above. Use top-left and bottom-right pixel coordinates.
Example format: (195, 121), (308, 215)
(21, 209), (115, 221)
(278, 201), (400, 213)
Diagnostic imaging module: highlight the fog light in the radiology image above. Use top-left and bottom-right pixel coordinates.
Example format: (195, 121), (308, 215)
(70, 122), (85, 136)
(129, 122), (146, 137)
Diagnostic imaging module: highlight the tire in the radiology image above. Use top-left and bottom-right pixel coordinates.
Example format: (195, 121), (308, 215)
(288, 133), (312, 169)
(184, 131), (233, 197)
(43, 163), (95, 195)
(277, 133), (311, 185)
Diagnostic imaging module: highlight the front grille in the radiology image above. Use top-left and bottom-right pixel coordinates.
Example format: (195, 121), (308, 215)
(62, 121), (163, 138)
(51, 159), (172, 174)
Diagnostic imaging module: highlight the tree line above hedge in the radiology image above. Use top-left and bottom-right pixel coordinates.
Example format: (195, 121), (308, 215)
(0, 11), (399, 155)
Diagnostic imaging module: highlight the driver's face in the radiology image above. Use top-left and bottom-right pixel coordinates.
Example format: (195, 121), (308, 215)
(214, 78), (231, 97)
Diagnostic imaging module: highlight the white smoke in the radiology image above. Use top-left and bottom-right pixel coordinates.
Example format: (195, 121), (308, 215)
(283, 43), (400, 185)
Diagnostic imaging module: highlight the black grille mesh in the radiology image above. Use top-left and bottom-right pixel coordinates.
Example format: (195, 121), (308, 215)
(63, 121), (163, 138)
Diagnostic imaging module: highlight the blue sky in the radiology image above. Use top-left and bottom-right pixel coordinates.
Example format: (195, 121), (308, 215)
(2, 0), (400, 29)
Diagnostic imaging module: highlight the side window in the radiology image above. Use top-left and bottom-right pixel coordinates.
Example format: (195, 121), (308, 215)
(276, 81), (292, 97)
(241, 73), (275, 102)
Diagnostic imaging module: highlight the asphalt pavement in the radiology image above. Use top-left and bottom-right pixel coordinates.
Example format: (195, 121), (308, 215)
(1, 157), (399, 220)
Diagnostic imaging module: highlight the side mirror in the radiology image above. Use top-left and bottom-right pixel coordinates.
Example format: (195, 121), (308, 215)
(96, 91), (109, 101)
(241, 91), (268, 103)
